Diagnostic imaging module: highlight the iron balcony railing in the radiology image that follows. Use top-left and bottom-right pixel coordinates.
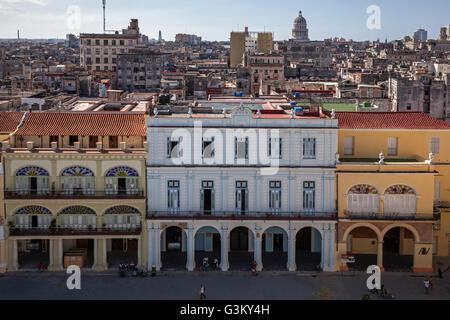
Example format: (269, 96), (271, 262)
(8, 226), (142, 236)
(4, 189), (145, 199)
(342, 210), (437, 221)
(147, 211), (336, 220)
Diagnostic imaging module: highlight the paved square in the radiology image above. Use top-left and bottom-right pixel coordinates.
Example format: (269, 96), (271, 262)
(0, 271), (449, 300)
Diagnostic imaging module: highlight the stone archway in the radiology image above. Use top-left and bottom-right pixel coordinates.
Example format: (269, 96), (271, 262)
(229, 226), (254, 271)
(160, 226), (187, 270)
(295, 226), (322, 271)
(194, 226), (221, 270)
(262, 226), (288, 271)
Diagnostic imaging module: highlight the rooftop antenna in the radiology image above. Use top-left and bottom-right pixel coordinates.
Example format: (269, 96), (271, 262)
(102, 0), (106, 33)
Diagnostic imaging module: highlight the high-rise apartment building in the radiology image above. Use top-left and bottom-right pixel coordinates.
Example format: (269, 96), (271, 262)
(230, 27), (274, 68)
(413, 29), (428, 41)
(80, 19), (140, 72)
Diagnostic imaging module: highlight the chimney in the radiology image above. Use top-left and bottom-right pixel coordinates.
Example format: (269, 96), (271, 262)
(26, 141), (34, 151)
(119, 141), (126, 151)
(74, 142), (80, 151)
(51, 141), (58, 151)
(96, 142), (103, 152)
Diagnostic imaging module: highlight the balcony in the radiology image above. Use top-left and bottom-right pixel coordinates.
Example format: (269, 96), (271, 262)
(8, 226), (142, 236)
(147, 211), (336, 220)
(342, 210), (437, 221)
(5, 189), (145, 200)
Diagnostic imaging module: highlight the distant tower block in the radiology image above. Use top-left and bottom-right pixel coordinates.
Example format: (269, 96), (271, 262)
(158, 30), (162, 42)
(17, 29), (20, 41)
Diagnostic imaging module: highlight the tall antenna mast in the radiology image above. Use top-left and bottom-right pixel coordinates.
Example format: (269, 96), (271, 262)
(102, 0), (106, 33)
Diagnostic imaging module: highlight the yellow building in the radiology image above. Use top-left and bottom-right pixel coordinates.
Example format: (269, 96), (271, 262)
(2, 112), (148, 272)
(334, 112), (450, 273)
(0, 161), (5, 273)
(230, 27), (273, 67)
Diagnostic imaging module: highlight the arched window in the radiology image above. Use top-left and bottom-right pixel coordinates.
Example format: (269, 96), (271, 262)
(103, 206), (141, 230)
(14, 206), (52, 229)
(60, 166), (95, 195)
(58, 206), (97, 230)
(384, 185), (416, 217)
(347, 184), (379, 216)
(15, 166), (50, 195)
(105, 167), (139, 195)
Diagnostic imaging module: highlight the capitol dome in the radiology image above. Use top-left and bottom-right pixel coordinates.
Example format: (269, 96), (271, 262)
(292, 11), (309, 41)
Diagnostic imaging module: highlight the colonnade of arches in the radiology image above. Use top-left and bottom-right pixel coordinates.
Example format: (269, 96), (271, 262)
(147, 222), (336, 272)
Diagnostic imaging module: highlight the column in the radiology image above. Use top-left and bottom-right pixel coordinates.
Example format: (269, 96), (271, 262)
(287, 227), (296, 271)
(137, 238), (142, 268)
(253, 227), (263, 271)
(186, 227), (195, 271)
(320, 225), (329, 270)
(412, 242), (434, 273)
(54, 239), (63, 271)
(48, 239), (54, 270)
(147, 225), (154, 270)
(323, 225), (335, 272)
(92, 239), (107, 271)
(377, 241), (384, 271)
(220, 227), (229, 271)
(0, 231), (6, 273)
(153, 226), (161, 270)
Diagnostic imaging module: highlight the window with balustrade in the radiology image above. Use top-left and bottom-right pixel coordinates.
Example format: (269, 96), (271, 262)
(384, 185), (417, 217)
(58, 206), (97, 230)
(15, 166), (50, 195)
(60, 166), (95, 195)
(347, 184), (380, 216)
(103, 206), (141, 230)
(105, 167), (139, 195)
(14, 206), (53, 229)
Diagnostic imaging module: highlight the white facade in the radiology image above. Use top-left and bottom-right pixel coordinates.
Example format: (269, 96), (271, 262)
(146, 106), (338, 272)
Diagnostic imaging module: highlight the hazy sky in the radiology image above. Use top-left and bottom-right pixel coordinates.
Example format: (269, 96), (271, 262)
(0, 0), (449, 41)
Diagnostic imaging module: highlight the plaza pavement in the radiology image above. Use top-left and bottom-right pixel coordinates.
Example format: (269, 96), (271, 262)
(0, 270), (449, 300)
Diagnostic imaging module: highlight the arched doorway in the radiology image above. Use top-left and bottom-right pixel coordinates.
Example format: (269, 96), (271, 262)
(296, 227), (322, 271)
(194, 226), (221, 270)
(346, 226), (379, 271)
(383, 227), (414, 271)
(161, 226), (187, 270)
(229, 226), (253, 271)
(262, 226), (288, 270)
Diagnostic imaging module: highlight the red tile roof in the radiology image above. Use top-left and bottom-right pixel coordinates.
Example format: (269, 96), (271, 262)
(335, 112), (450, 130)
(0, 112), (25, 133)
(14, 112), (146, 137)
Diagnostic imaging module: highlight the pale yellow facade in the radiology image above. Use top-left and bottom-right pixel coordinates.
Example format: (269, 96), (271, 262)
(2, 149), (148, 272)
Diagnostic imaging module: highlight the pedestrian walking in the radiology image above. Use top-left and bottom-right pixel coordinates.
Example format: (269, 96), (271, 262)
(428, 276), (433, 291)
(199, 285), (207, 300)
(423, 279), (430, 294)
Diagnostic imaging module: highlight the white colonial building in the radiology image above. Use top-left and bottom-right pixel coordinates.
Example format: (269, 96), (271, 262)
(146, 106), (338, 272)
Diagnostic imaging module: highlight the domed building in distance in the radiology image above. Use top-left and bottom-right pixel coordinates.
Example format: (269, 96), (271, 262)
(292, 11), (310, 42)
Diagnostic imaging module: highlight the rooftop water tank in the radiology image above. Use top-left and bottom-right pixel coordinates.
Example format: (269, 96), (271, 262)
(294, 92), (300, 98)
(294, 107), (303, 116)
(290, 101), (297, 107)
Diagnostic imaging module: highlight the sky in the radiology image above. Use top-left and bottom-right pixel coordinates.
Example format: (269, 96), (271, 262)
(0, 0), (449, 41)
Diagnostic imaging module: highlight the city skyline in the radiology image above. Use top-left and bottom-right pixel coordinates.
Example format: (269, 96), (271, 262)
(0, 0), (449, 41)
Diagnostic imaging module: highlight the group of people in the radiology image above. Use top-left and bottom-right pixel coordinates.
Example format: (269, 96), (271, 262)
(200, 257), (219, 271)
(370, 284), (394, 299)
(37, 263), (48, 272)
(118, 263), (148, 277)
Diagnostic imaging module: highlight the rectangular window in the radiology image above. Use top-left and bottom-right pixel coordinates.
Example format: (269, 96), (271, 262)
(202, 137), (215, 159)
(344, 136), (354, 156)
(303, 138), (316, 159)
(234, 137), (249, 160)
(268, 138), (282, 159)
(430, 137), (440, 154)
(388, 137), (398, 156)
(103, 40), (108, 46)
(303, 181), (316, 210)
(235, 181), (248, 213)
(120, 40), (125, 46)
(167, 180), (180, 210)
(95, 40), (100, 46)
(167, 137), (182, 159)
(269, 181), (282, 210)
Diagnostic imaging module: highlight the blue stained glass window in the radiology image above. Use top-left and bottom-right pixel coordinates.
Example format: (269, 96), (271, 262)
(61, 166), (94, 176)
(16, 166), (49, 176)
(104, 206), (140, 215)
(16, 206), (52, 215)
(59, 206), (96, 215)
(105, 167), (138, 177)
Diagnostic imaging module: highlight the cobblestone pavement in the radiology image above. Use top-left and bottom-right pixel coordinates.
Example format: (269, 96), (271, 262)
(0, 270), (449, 300)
